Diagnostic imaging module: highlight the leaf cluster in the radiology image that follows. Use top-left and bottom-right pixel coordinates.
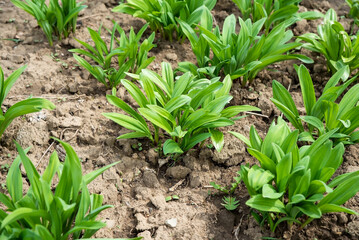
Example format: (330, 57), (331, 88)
(298, 9), (359, 73)
(0, 65), (55, 139)
(272, 64), (359, 145)
(11, 0), (87, 46)
(232, 0), (323, 33)
(231, 118), (359, 232)
(103, 62), (260, 156)
(112, 0), (216, 41)
(346, 0), (359, 29)
(178, 14), (313, 86)
(70, 23), (156, 89)
(0, 139), (120, 239)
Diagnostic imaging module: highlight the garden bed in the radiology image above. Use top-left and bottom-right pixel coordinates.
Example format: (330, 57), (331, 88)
(1, 0), (359, 239)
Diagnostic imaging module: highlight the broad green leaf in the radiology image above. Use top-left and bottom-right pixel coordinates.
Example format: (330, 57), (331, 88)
(163, 139), (183, 155)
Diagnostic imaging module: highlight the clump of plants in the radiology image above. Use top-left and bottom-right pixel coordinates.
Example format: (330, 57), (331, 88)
(346, 0), (359, 30)
(179, 14), (313, 86)
(0, 139), (121, 239)
(11, 0), (87, 46)
(0, 65), (55, 139)
(70, 22), (156, 89)
(232, 0), (323, 33)
(230, 118), (359, 232)
(112, 0), (216, 41)
(103, 62), (260, 156)
(271, 64), (359, 145)
(298, 9), (359, 73)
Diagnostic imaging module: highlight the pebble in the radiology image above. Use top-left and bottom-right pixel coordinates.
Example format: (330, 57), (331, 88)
(165, 218), (177, 228)
(166, 166), (191, 179)
(143, 171), (160, 188)
(147, 148), (158, 165)
(149, 195), (166, 209)
(165, 53), (178, 61)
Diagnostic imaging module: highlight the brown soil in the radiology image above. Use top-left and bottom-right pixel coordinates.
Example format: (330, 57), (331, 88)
(0, 0), (358, 239)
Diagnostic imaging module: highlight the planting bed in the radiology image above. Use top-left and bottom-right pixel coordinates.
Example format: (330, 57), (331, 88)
(1, 0), (359, 239)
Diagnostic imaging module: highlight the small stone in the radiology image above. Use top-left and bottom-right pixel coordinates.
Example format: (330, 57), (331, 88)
(149, 195), (166, 209)
(137, 231), (153, 240)
(147, 148), (158, 165)
(143, 171), (160, 188)
(313, 64), (325, 73)
(68, 82), (78, 93)
(103, 167), (117, 181)
(105, 137), (116, 146)
(337, 212), (348, 225)
(189, 172), (201, 188)
(165, 218), (177, 228)
(68, 38), (82, 49)
(166, 166), (191, 179)
(165, 53), (178, 61)
(23, 36), (33, 44)
(59, 116), (83, 128)
(104, 219), (116, 228)
(8, 54), (24, 64)
(246, 92), (259, 100)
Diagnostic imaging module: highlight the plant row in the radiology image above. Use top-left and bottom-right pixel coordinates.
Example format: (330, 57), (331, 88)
(0, 0), (358, 238)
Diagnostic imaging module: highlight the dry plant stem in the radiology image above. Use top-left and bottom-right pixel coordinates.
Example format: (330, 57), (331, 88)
(244, 111), (269, 118)
(169, 179), (185, 192)
(35, 128), (80, 168)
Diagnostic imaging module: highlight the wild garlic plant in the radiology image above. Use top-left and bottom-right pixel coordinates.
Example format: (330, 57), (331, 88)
(103, 62), (260, 156)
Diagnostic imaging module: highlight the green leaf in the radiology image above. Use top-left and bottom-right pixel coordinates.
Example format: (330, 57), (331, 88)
(297, 65), (316, 115)
(209, 129), (224, 152)
(163, 139), (183, 155)
(246, 195), (286, 214)
(0, 208), (49, 230)
(262, 184), (284, 199)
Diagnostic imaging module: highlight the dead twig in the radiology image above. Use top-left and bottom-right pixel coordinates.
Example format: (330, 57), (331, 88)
(245, 111), (269, 119)
(35, 128), (80, 169)
(169, 179), (185, 192)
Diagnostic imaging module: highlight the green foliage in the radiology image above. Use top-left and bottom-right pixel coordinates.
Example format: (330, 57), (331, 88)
(210, 175), (241, 195)
(231, 118), (359, 232)
(298, 9), (359, 73)
(112, 0), (216, 41)
(11, 0), (87, 46)
(222, 196), (240, 211)
(232, 0), (323, 33)
(0, 139), (121, 239)
(346, 0), (359, 28)
(103, 62), (260, 156)
(0, 65), (55, 139)
(178, 14), (313, 86)
(271, 64), (359, 145)
(70, 22), (155, 89)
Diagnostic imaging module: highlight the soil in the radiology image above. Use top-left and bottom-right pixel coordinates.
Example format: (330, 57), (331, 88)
(0, 0), (358, 239)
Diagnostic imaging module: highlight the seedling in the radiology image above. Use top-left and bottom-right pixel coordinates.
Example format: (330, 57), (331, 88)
(70, 22), (155, 89)
(271, 64), (359, 145)
(11, 0), (87, 46)
(165, 195), (180, 202)
(178, 14), (313, 86)
(132, 142), (143, 151)
(231, 118), (359, 232)
(221, 196), (240, 211)
(232, 0), (323, 33)
(103, 62), (260, 155)
(0, 139), (121, 239)
(298, 9), (359, 73)
(112, 0), (216, 41)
